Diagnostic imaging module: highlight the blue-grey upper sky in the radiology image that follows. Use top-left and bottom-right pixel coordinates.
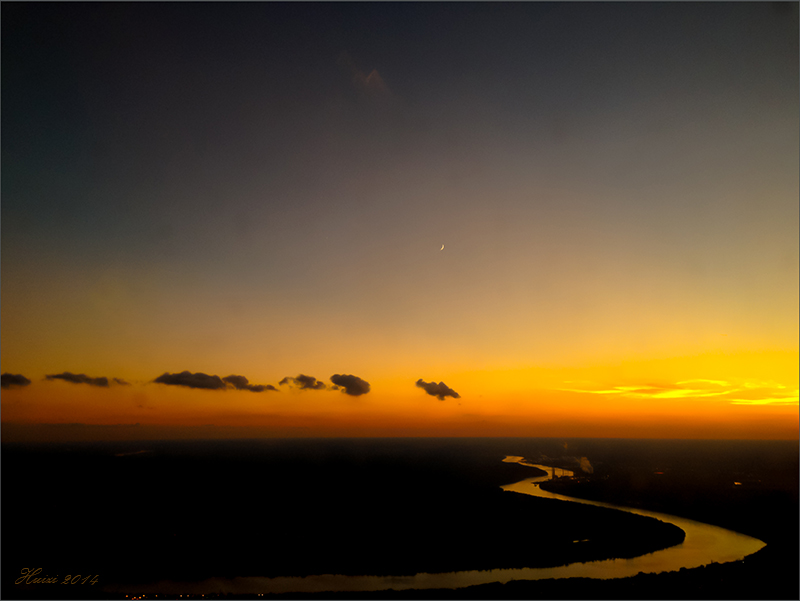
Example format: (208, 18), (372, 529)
(2, 3), (797, 404)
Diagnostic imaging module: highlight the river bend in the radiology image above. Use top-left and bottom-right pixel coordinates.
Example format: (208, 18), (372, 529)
(499, 457), (765, 581)
(125, 456), (766, 595)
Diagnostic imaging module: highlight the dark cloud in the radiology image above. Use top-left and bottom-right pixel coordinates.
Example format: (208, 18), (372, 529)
(249, 384), (278, 392)
(223, 375), (251, 390)
(416, 378), (460, 400)
(154, 371), (227, 390)
(279, 374), (327, 390)
(113, 378), (131, 386)
(46, 372), (110, 387)
(330, 374), (371, 396)
(337, 51), (393, 100)
(222, 375), (277, 393)
(1, 373), (32, 389)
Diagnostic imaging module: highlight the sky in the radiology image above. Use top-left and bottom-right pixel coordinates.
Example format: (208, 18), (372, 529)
(2, 2), (798, 442)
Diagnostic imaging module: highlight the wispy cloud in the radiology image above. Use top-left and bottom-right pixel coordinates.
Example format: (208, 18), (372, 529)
(726, 384), (798, 405)
(728, 394), (799, 406)
(337, 51), (395, 103)
(676, 379), (731, 387)
(279, 374), (328, 391)
(222, 375), (277, 393)
(558, 379), (797, 406)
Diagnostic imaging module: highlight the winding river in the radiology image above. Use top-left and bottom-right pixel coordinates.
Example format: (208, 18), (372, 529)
(499, 456), (765, 580)
(125, 456), (766, 595)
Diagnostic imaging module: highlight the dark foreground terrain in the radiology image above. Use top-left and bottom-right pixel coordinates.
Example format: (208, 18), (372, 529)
(281, 438), (799, 600)
(2, 437), (796, 599)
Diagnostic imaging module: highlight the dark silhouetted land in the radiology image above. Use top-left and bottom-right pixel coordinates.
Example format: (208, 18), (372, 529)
(2, 438), (796, 599)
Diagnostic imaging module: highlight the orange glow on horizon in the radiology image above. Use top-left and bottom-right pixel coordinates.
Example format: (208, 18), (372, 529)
(3, 361), (797, 443)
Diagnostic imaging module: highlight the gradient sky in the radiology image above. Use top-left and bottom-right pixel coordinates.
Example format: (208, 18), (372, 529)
(2, 2), (798, 441)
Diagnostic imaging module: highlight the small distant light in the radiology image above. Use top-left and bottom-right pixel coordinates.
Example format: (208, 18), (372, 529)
(734, 481), (742, 486)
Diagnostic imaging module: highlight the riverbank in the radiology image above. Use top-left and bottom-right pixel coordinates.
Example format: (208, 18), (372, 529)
(253, 547), (787, 600)
(531, 454), (798, 600)
(3, 438), (688, 597)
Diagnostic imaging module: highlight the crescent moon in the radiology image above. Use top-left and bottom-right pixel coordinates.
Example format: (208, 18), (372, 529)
(440, 244), (445, 251)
